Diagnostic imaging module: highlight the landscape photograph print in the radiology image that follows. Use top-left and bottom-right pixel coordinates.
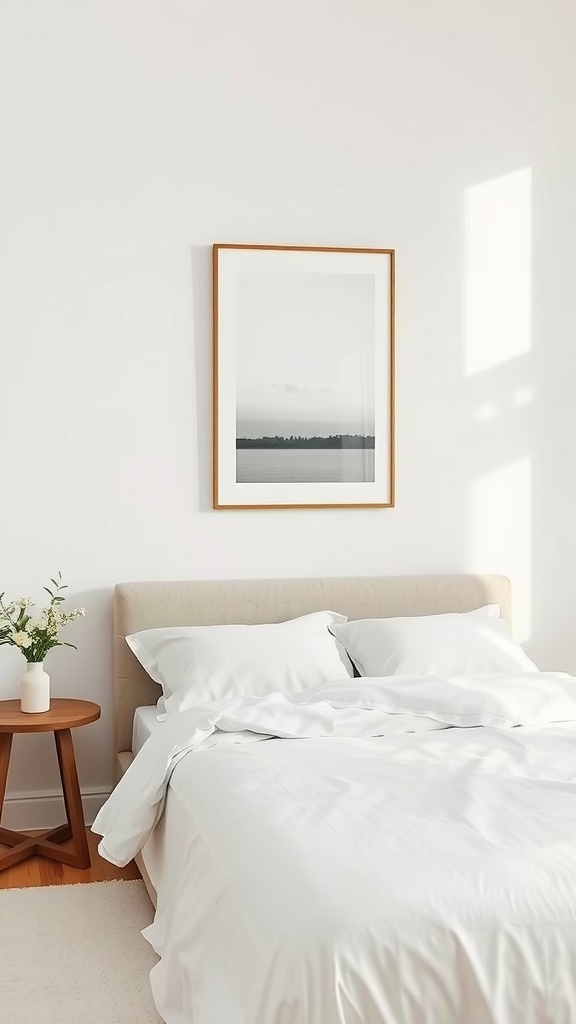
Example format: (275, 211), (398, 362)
(213, 244), (394, 509)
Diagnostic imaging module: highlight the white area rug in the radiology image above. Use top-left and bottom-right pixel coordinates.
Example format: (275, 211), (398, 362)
(0, 879), (163, 1023)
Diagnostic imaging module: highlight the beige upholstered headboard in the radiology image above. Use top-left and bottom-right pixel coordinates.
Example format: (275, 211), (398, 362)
(113, 573), (511, 755)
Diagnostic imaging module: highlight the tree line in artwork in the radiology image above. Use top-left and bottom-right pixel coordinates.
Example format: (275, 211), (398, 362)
(236, 434), (376, 449)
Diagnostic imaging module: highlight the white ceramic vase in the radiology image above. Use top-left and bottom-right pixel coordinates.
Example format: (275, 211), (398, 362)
(20, 661), (50, 713)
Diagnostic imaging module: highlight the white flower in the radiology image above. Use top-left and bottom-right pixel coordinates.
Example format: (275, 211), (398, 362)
(1, 576), (85, 654)
(12, 630), (32, 648)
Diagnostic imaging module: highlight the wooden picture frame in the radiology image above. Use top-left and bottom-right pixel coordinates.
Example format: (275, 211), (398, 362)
(213, 244), (395, 510)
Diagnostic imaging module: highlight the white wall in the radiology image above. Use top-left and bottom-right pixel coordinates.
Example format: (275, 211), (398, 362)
(1, 0), (575, 825)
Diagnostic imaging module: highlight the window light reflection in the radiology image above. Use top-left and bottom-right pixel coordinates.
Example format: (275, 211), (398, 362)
(464, 168), (532, 377)
(467, 457), (531, 642)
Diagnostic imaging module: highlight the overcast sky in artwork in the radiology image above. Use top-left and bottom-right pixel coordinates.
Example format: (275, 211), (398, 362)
(236, 271), (375, 438)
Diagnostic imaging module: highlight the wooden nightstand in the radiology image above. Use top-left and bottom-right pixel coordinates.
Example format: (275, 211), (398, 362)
(0, 698), (101, 872)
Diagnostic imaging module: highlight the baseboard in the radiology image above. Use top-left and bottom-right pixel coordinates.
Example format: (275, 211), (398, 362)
(2, 788), (112, 831)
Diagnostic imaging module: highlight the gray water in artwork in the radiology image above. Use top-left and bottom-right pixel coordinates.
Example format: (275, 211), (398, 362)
(236, 448), (375, 483)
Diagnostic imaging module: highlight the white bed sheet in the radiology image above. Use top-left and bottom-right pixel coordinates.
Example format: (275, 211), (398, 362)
(95, 675), (576, 1024)
(132, 705), (162, 754)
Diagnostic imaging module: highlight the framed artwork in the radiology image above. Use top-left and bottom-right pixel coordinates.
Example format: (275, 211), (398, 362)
(212, 244), (395, 509)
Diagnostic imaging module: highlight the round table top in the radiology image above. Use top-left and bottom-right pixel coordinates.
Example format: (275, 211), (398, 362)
(0, 698), (101, 733)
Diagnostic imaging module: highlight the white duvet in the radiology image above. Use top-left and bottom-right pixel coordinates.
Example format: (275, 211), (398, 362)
(93, 673), (576, 1024)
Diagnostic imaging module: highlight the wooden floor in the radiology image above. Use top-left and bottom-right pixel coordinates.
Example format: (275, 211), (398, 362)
(0, 828), (141, 889)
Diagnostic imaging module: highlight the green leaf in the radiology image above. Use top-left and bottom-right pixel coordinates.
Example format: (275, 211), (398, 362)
(43, 587), (55, 599)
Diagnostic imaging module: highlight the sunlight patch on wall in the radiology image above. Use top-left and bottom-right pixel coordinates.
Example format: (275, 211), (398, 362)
(467, 457), (531, 641)
(464, 168), (532, 377)
(471, 386), (533, 423)
(471, 401), (499, 423)
(511, 385), (533, 408)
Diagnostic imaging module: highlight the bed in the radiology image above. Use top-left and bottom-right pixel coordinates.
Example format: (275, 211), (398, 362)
(95, 573), (576, 1024)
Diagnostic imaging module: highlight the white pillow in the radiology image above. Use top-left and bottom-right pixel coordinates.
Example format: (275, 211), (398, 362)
(329, 606), (537, 677)
(126, 610), (353, 716)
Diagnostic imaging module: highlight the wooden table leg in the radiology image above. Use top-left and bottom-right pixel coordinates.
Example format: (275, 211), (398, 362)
(0, 734), (13, 816)
(30, 729), (91, 869)
(0, 728), (91, 872)
(0, 734), (40, 870)
(51, 728), (90, 869)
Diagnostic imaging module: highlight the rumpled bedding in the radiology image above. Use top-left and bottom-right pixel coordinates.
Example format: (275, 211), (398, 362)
(92, 674), (576, 1024)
